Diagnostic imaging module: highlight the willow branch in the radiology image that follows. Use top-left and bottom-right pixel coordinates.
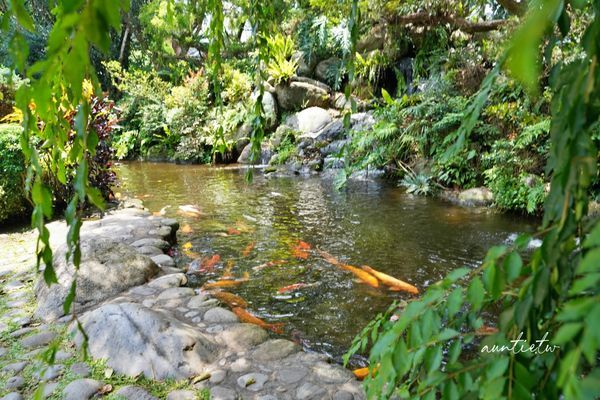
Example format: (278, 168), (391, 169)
(388, 12), (508, 33)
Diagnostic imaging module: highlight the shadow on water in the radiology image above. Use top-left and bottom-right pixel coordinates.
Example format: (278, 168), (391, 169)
(115, 161), (539, 365)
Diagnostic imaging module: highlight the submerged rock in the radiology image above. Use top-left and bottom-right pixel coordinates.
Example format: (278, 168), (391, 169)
(73, 302), (219, 380)
(237, 142), (273, 165)
(457, 187), (494, 207)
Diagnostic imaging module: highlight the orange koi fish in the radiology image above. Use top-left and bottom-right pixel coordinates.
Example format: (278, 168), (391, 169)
(476, 326), (499, 336)
(231, 307), (285, 334)
(340, 264), (379, 288)
(202, 272), (249, 289)
(211, 291), (248, 308)
(227, 228), (242, 235)
(291, 240), (311, 259)
(181, 224), (194, 234)
(361, 265), (419, 295)
(316, 248), (341, 266)
(277, 283), (307, 293)
(252, 260), (287, 271)
(200, 254), (221, 272)
(353, 366), (378, 380)
(242, 242), (255, 257)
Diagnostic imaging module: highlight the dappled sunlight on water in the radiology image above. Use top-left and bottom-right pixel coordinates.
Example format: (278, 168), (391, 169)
(115, 162), (537, 364)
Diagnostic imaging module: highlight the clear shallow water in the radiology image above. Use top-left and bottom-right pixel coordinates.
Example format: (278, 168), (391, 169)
(115, 162), (537, 364)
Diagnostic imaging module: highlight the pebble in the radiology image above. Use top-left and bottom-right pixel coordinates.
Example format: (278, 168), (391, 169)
(187, 295), (209, 308)
(209, 369), (227, 384)
(71, 362), (91, 377)
(151, 254), (176, 268)
(237, 372), (269, 391)
(0, 393), (23, 400)
(54, 350), (72, 361)
(211, 386), (238, 400)
(36, 364), (64, 381)
(203, 307), (239, 323)
(42, 381), (59, 398)
(9, 327), (35, 338)
(148, 273), (187, 289)
(12, 316), (31, 327)
(230, 357), (251, 372)
(5, 375), (25, 390)
(20, 331), (57, 348)
(185, 310), (200, 319)
(0, 346), (7, 357)
(2, 361), (27, 375)
(115, 385), (159, 400)
(252, 339), (298, 362)
(166, 390), (197, 400)
(276, 367), (308, 384)
(63, 378), (104, 400)
(157, 287), (195, 300)
(7, 299), (27, 308)
(312, 362), (353, 383)
(4, 280), (24, 291)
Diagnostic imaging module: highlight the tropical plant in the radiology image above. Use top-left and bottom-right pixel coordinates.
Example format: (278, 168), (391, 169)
(266, 34), (298, 84)
(0, 123), (27, 223)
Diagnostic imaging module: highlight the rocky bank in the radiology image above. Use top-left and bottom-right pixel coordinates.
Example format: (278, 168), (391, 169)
(0, 202), (365, 400)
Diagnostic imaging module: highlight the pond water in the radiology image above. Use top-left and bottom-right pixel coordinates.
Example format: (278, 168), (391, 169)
(115, 162), (537, 365)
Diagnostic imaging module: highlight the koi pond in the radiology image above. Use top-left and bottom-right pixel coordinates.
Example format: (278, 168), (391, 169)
(115, 162), (537, 365)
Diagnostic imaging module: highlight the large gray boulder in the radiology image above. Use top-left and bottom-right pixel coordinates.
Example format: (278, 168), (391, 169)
(74, 302), (219, 380)
(275, 77), (330, 110)
(237, 142), (273, 165)
(315, 57), (341, 83)
(35, 238), (159, 322)
(293, 51), (316, 77)
(285, 107), (332, 135)
(252, 90), (278, 130)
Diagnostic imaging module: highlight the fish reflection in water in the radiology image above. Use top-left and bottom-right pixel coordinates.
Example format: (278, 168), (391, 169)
(115, 162), (538, 365)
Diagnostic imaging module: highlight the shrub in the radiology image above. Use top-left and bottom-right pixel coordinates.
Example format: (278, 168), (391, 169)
(266, 34), (298, 84)
(0, 124), (27, 223)
(0, 66), (27, 120)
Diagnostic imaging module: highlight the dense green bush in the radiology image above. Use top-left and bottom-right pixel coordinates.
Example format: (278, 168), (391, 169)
(0, 124), (27, 223)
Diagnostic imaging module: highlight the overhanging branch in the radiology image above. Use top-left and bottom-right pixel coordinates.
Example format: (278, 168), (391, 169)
(388, 12), (508, 33)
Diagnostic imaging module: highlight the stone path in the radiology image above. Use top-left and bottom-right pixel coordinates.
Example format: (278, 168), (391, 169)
(0, 202), (366, 399)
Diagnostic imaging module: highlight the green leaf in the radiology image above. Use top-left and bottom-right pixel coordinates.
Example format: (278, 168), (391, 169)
(447, 288), (463, 318)
(486, 357), (509, 380)
(504, 252), (522, 283)
(381, 88), (394, 105)
(424, 346), (443, 374)
(558, 348), (581, 387)
(63, 280), (77, 314)
(553, 322), (583, 345)
(576, 248), (600, 274)
(10, 0), (35, 31)
(467, 277), (485, 311)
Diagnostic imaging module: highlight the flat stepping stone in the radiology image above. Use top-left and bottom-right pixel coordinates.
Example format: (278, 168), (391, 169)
(115, 385), (159, 400)
(2, 361), (27, 374)
(166, 390), (196, 400)
(203, 307), (239, 323)
(251, 339), (298, 362)
(237, 372), (269, 391)
(55, 350), (72, 361)
(6, 299), (27, 308)
(0, 393), (23, 400)
(4, 280), (24, 291)
(0, 346), (7, 357)
(5, 375), (25, 390)
(20, 331), (56, 348)
(63, 379), (104, 400)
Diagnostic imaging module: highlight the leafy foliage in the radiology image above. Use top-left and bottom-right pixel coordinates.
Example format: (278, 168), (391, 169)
(347, 2), (600, 399)
(0, 123), (27, 222)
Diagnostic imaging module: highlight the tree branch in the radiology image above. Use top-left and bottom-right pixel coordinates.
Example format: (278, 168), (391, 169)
(496, 0), (527, 16)
(387, 12), (509, 33)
